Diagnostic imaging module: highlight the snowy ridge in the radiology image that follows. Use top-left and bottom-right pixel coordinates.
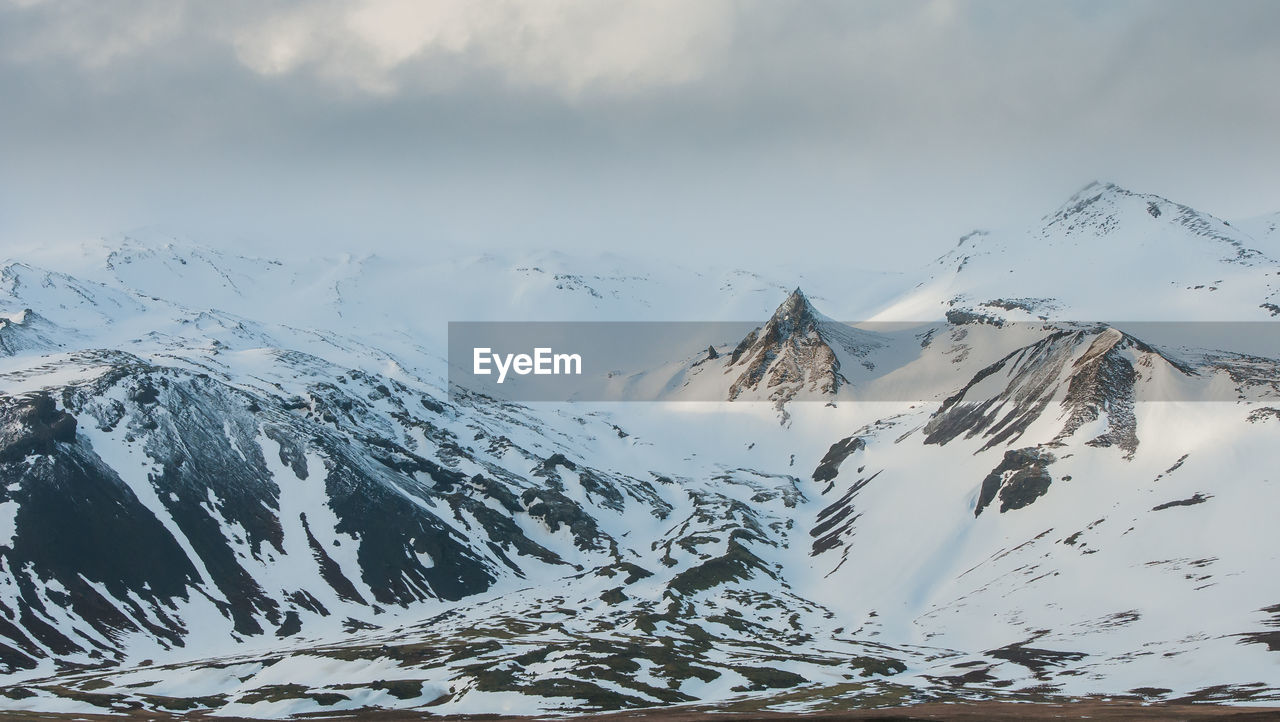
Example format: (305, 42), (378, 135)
(876, 182), (1280, 323)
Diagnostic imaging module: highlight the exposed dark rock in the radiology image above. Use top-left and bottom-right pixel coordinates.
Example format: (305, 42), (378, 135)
(668, 538), (770, 596)
(129, 382), (159, 405)
(0, 309), (61, 357)
(600, 587), (627, 605)
(1239, 603), (1280, 652)
(522, 487), (605, 552)
(597, 562), (653, 585)
(976, 448), (1057, 516)
(728, 665), (807, 691)
(946, 309), (1005, 327)
(275, 611), (302, 637)
(926, 327), (1187, 455)
(0, 394), (202, 668)
(987, 640), (1086, 676)
(728, 329), (759, 365)
(1152, 493), (1211, 511)
(1247, 407), (1280, 423)
(299, 513), (366, 605)
(0, 393), (77, 463)
(930, 666), (998, 686)
(810, 470), (880, 556)
(578, 470), (625, 511)
(924, 331), (1077, 449)
(469, 474), (522, 513)
(0, 355), (633, 667)
(1056, 330), (1140, 456)
(981, 298), (1054, 313)
(541, 453), (578, 473)
(812, 436), (864, 483)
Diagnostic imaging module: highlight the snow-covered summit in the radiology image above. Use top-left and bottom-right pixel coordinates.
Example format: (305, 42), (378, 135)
(873, 181), (1280, 323)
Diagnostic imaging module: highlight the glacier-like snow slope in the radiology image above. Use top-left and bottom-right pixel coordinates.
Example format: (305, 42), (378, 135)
(0, 182), (1278, 717)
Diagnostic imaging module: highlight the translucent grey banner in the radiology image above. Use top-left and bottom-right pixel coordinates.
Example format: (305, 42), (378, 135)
(447, 321), (1280, 403)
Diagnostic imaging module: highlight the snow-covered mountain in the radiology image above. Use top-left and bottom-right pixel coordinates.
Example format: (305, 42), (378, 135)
(1, 183), (1279, 717)
(877, 182), (1280, 323)
(637, 288), (891, 410)
(720, 289), (879, 404)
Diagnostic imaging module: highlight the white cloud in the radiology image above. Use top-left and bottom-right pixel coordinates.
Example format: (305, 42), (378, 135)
(226, 0), (736, 97)
(1, 0), (736, 97)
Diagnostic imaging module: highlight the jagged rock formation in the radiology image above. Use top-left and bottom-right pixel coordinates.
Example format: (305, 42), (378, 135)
(725, 289), (879, 406)
(922, 326), (1195, 455)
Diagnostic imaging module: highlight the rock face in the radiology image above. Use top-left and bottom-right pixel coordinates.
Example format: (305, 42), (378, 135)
(725, 289), (878, 406)
(0, 393), (77, 462)
(728, 289), (842, 403)
(975, 447), (1057, 516)
(812, 435), (865, 484)
(0, 351), (676, 674)
(0, 390), (199, 673)
(922, 327), (1192, 455)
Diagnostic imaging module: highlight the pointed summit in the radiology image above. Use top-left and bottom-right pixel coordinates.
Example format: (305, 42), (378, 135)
(1038, 181), (1269, 265)
(723, 287), (874, 407)
(729, 287), (821, 363)
(1041, 180), (1218, 241)
(768, 287), (821, 332)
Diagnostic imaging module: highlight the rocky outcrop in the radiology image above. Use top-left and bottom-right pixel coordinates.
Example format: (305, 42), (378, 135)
(976, 447), (1057, 516)
(725, 289), (879, 407)
(812, 436), (864, 483)
(0, 353), (670, 672)
(924, 326), (1192, 456)
(0, 393), (77, 463)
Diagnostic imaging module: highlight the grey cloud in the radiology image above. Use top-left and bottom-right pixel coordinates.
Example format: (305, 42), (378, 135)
(1, 0), (1277, 267)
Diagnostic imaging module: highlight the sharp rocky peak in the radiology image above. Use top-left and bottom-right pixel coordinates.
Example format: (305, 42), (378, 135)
(725, 287), (846, 407)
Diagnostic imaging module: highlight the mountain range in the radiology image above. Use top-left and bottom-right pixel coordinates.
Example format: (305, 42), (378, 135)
(1, 183), (1279, 717)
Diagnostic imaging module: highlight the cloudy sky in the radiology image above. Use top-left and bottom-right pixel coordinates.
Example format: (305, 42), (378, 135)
(2, 0), (1278, 268)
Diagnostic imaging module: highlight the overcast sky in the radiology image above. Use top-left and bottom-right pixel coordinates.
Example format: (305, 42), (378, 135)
(2, 0), (1278, 269)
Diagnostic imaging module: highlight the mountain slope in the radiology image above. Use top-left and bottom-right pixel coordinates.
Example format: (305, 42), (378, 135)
(718, 289), (883, 407)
